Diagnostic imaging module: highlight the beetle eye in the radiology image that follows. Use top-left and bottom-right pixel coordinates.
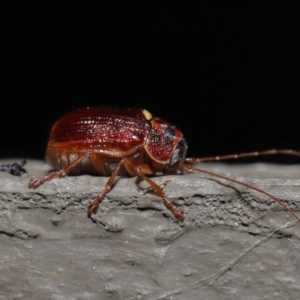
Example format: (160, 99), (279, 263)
(168, 138), (187, 168)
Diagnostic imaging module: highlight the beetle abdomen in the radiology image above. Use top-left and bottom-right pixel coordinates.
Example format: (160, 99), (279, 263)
(46, 150), (142, 175)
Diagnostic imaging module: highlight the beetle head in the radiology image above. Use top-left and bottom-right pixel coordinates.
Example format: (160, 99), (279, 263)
(145, 118), (187, 173)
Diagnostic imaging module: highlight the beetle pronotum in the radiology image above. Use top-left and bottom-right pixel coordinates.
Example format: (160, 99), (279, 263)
(28, 107), (300, 222)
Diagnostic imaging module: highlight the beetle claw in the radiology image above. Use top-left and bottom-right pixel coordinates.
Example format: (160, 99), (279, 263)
(28, 178), (42, 189)
(87, 203), (99, 216)
(173, 208), (185, 221)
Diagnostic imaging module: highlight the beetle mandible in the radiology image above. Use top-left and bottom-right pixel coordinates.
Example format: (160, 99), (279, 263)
(28, 107), (300, 222)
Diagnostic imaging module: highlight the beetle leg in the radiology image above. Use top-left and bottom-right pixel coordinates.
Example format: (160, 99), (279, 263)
(124, 161), (184, 221)
(139, 171), (184, 221)
(89, 153), (110, 175)
(87, 158), (126, 216)
(142, 179), (170, 194)
(28, 153), (89, 189)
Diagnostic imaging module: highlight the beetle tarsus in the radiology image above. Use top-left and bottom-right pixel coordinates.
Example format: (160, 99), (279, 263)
(87, 202), (99, 216)
(173, 207), (185, 221)
(28, 171), (63, 189)
(28, 177), (43, 189)
(87, 189), (107, 216)
(162, 196), (185, 221)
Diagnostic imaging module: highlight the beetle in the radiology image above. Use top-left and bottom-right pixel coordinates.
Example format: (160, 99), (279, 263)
(28, 107), (300, 222)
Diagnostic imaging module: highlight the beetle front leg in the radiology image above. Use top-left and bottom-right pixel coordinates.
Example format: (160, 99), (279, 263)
(139, 172), (184, 221)
(87, 158), (126, 216)
(124, 161), (184, 221)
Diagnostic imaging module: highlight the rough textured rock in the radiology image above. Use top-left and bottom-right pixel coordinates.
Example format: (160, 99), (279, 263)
(0, 159), (300, 299)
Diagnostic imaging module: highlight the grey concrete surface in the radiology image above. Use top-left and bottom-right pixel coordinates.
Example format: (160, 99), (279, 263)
(0, 159), (300, 299)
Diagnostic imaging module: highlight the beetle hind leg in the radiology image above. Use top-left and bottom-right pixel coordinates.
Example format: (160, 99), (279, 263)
(28, 153), (89, 189)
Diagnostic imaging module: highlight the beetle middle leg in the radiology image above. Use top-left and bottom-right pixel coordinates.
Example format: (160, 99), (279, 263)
(87, 158), (126, 216)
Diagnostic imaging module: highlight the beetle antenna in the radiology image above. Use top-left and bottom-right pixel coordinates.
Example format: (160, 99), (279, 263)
(185, 149), (300, 163)
(182, 163), (300, 223)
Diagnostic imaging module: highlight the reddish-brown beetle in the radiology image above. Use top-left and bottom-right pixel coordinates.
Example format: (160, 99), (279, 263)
(28, 107), (300, 222)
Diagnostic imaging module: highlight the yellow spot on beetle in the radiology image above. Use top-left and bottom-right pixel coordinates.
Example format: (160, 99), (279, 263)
(142, 109), (152, 120)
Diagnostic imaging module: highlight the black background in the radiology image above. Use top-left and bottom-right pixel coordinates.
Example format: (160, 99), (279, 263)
(2, 2), (299, 163)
